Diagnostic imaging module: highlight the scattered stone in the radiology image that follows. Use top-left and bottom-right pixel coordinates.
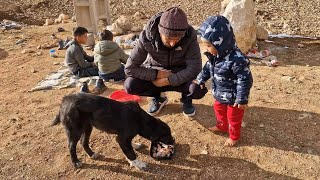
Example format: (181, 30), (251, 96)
(44, 18), (54, 26)
(297, 43), (304, 48)
(59, 13), (70, 21)
(38, 42), (58, 49)
(107, 24), (123, 36)
(259, 124), (264, 128)
(222, 0), (256, 53)
(54, 18), (62, 24)
(71, 16), (76, 22)
(241, 122), (246, 127)
(298, 113), (312, 120)
(307, 149), (313, 154)
(31, 69), (37, 73)
(281, 76), (294, 82)
(298, 76), (305, 82)
(293, 146), (299, 149)
(256, 25), (269, 40)
(131, 26), (142, 32)
(10, 157), (14, 161)
(133, 12), (146, 19)
(132, 1), (139, 6)
(124, 33), (136, 41)
(119, 44), (134, 50)
(35, 52), (43, 56)
(21, 49), (34, 54)
(200, 150), (208, 155)
(16, 39), (26, 45)
(53, 62), (60, 65)
(57, 27), (65, 32)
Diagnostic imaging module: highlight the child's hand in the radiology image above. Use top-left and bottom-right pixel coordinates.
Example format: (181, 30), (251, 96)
(192, 80), (205, 89)
(233, 103), (248, 110)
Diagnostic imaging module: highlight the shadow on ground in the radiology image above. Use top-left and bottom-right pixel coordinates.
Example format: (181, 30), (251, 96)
(194, 103), (320, 156)
(83, 144), (296, 179)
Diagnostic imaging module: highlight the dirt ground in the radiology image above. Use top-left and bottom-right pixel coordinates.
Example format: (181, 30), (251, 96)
(0, 23), (319, 179)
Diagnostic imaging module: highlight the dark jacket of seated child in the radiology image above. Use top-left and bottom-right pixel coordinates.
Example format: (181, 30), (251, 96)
(197, 16), (253, 105)
(94, 30), (129, 81)
(65, 27), (99, 77)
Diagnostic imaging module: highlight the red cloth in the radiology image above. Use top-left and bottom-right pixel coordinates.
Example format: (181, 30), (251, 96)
(213, 101), (244, 140)
(110, 90), (141, 102)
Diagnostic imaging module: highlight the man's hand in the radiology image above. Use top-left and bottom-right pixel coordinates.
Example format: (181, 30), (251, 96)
(233, 103), (248, 110)
(157, 70), (172, 79)
(152, 78), (170, 87)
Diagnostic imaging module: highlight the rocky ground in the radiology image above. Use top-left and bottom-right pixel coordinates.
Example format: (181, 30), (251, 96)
(0, 22), (319, 179)
(0, 0), (319, 37)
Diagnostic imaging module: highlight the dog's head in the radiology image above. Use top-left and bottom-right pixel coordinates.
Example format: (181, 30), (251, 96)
(149, 118), (175, 160)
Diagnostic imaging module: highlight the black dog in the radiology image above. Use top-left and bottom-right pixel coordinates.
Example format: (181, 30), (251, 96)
(51, 93), (174, 170)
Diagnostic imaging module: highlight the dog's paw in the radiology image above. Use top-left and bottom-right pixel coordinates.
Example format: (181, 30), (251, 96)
(132, 143), (144, 150)
(91, 153), (100, 160)
(129, 159), (147, 171)
(73, 161), (82, 169)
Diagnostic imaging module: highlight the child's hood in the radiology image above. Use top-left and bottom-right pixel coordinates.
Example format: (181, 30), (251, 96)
(198, 16), (237, 59)
(94, 40), (119, 56)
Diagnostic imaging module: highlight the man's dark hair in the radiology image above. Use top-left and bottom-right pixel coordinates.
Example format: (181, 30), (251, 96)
(73, 27), (89, 37)
(100, 29), (113, 41)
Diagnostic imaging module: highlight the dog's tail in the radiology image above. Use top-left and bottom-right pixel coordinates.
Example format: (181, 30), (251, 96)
(51, 112), (61, 126)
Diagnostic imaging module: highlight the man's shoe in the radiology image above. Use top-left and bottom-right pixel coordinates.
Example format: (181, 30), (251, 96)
(182, 98), (196, 117)
(91, 79), (107, 95)
(80, 82), (90, 93)
(147, 97), (168, 116)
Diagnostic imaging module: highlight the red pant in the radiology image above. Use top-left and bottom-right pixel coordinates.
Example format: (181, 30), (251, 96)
(213, 101), (244, 140)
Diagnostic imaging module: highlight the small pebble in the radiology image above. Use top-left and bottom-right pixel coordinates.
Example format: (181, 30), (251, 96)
(200, 150), (208, 155)
(259, 124), (265, 128)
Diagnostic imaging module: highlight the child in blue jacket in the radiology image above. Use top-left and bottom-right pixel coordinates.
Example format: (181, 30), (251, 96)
(196, 16), (253, 146)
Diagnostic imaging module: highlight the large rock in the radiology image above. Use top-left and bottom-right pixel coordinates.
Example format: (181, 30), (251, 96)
(222, 0), (256, 53)
(256, 25), (269, 40)
(113, 15), (133, 32)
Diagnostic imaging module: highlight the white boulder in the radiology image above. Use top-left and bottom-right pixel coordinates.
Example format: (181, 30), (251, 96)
(222, 0), (256, 53)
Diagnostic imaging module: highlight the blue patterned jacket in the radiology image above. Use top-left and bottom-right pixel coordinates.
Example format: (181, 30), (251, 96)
(197, 16), (253, 105)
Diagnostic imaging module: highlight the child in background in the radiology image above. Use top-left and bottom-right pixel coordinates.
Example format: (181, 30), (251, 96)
(65, 26), (106, 94)
(196, 16), (253, 146)
(94, 29), (129, 83)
